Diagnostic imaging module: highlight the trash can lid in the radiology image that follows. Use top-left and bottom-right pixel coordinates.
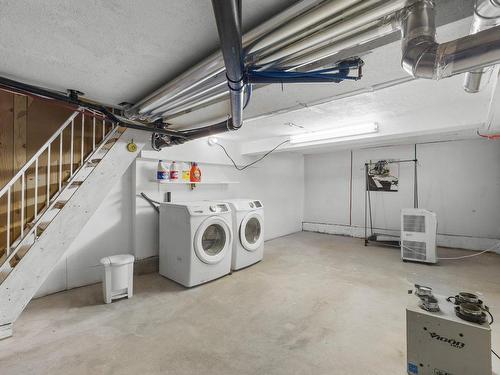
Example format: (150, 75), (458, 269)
(100, 254), (135, 266)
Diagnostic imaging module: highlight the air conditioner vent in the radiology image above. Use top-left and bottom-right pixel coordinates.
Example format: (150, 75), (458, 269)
(403, 240), (427, 260)
(403, 214), (426, 233)
(401, 208), (437, 264)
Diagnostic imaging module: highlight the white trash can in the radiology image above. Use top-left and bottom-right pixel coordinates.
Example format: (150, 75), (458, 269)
(100, 254), (135, 304)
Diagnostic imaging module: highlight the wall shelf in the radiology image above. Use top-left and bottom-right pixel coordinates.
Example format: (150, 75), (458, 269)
(150, 180), (239, 190)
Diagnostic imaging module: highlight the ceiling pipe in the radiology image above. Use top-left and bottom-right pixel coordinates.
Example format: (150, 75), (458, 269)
(257, 0), (413, 66)
(247, 0), (364, 56)
(128, 0), (324, 118)
(129, 1), (404, 121)
(151, 5), (409, 120)
(144, 1), (412, 120)
(247, 0), (383, 64)
(0, 76), (186, 139)
(274, 18), (399, 69)
(463, 0), (500, 93)
(211, 0), (245, 130)
(401, 0), (500, 80)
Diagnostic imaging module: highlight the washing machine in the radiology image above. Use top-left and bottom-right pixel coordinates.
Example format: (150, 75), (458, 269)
(222, 199), (264, 270)
(159, 201), (233, 287)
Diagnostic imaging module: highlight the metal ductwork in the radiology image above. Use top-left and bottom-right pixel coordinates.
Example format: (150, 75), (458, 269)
(401, 0), (500, 80)
(463, 0), (500, 93)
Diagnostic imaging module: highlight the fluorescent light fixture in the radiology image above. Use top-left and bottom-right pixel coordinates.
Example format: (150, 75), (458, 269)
(289, 122), (379, 144)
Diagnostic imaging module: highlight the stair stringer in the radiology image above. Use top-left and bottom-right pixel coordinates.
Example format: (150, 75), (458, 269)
(0, 129), (149, 335)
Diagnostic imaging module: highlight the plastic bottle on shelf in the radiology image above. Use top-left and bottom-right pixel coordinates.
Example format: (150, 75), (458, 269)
(170, 161), (180, 182)
(182, 162), (191, 182)
(157, 160), (168, 183)
(190, 162), (201, 182)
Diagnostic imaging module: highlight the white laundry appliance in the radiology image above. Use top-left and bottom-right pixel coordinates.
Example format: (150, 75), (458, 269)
(222, 199), (264, 270)
(159, 201), (233, 287)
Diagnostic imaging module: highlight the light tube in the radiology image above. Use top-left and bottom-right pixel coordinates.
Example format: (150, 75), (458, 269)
(289, 122), (379, 144)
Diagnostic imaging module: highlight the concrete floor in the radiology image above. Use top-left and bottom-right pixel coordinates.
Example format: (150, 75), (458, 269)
(1, 232), (499, 374)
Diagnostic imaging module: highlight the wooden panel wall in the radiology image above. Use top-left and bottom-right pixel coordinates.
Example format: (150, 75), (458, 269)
(0, 89), (74, 259)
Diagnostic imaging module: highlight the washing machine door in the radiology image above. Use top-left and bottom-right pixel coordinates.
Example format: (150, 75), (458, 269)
(194, 216), (232, 264)
(240, 212), (264, 252)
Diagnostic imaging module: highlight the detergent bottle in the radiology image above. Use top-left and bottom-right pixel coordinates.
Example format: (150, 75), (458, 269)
(170, 161), (179, 181)
(190, 162), (201, 182)
(157, 160), (168, 183)
(182, 162), (191, 182)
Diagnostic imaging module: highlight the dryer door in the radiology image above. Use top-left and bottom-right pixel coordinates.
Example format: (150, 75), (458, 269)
(194, 216), (232, 264)
(240, 212), (264, 252)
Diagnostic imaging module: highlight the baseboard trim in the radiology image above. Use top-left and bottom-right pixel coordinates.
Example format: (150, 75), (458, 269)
(302, 222), (500, 252)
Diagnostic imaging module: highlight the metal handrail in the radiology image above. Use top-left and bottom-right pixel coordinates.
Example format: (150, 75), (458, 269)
(0, 108), (116, 267)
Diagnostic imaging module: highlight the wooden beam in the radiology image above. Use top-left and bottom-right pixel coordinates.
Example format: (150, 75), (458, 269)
(0, 91), (14, 255)
(12, 95), (28, 241)
(13, 95), (27, 171)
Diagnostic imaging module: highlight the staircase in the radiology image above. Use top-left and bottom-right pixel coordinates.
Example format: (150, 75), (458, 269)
(0, 109), (148, 339)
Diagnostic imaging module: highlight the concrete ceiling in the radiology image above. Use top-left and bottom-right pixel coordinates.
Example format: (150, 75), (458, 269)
(1, 0), (490, 153)
(0, 0), (292, 105)
(237, 73), (493, 153)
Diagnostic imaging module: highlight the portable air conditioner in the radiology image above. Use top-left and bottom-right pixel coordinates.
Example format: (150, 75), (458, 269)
(401, 208), (437, 264)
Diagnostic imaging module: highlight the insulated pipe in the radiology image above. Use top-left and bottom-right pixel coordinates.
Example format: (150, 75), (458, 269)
(463, 0), (500, 93)
(257, 0), (413, 66)
(149, 75), (227, 117)
(249, 0), (386, 65)
(247, 0), (364, 55)
(132, 0), (411, 121)
(401, 0), (500, 80)
(129, 0), (324, 117)
(211, 0), (245, 130)
(156, 12), (402, 119)
(275, 19), (397, 69)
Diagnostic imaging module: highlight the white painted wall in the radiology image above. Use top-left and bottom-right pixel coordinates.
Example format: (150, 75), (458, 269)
(303, 139), (500, 251)
(37, 139), (304, 297)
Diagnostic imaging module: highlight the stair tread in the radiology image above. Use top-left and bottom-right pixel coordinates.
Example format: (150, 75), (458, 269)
(53, 201), (67, 209)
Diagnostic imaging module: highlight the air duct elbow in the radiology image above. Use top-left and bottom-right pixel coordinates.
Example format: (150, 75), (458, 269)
(401, 37), (439, 79)
(401, 0), (500, 83)
(400, 0), (439, 79)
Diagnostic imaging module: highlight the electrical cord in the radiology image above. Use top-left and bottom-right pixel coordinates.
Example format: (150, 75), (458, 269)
(243, 84), (253, 110)
(437, 242), (500, 260)
(493, 349), (500, 360)
(378, 242), (499, 262)
(215, 139), (290, 171)
(484, 306), (494, 325)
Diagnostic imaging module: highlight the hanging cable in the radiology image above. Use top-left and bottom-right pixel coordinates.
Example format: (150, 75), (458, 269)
(214, 139), (290, 171)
